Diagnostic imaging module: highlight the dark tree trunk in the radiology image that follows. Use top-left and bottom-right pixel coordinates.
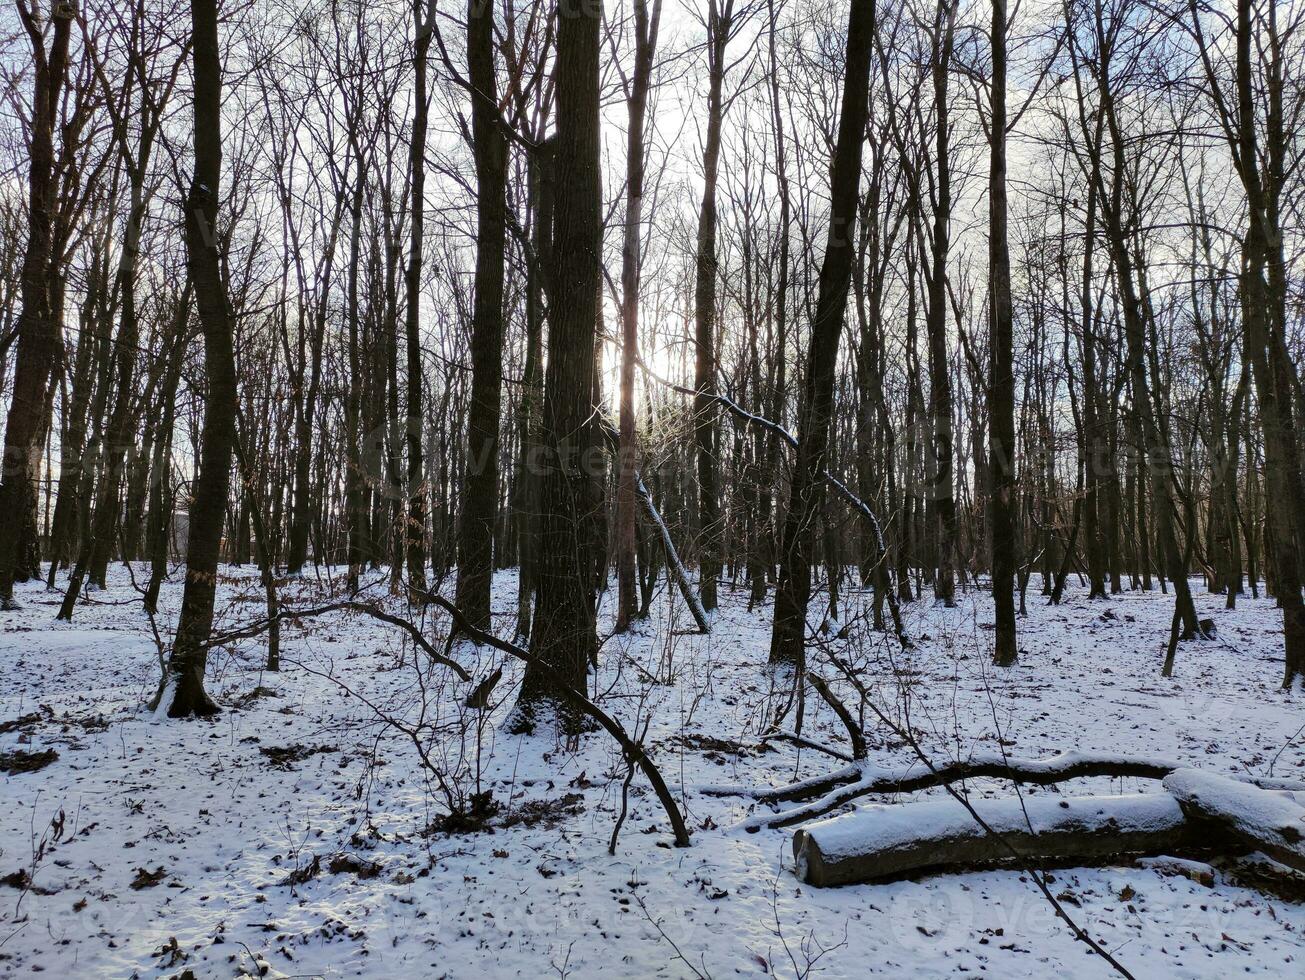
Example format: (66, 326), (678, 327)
(988, 0), (1017, 665)
(760, 0), (791, 597)
(1099, 113), (1198, 642)
(1232, 0), (1305, 686)
(66, 150), (163, 610)
(693, 0), (735, 614)
(286, 262), (330, 576)
(513, 140), (551, 642)
(44, 262), (106, 587)
(154, 0), (236, 717)
(769, 0), (874, 665)
(344, 131), (367, 593)
(0, 2), (73, 607)
(455, 0), (508, 630)
(144, 298), (188, 614)
(517, 0), (602, 729)
(616, 0), (660, 633)
(404, 0), (434, 599)
(1081, 176), (1108, 599)
(924, 0), (958, 607)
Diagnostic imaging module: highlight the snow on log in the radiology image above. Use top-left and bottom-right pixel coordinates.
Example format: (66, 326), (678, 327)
(792, 792), (1194, 887)
(1163, 768), (1305, 873)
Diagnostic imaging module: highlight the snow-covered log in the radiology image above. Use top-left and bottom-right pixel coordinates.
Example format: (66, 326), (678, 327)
(792, 792), (1195, 887)
(1163, 768), (1305, 873)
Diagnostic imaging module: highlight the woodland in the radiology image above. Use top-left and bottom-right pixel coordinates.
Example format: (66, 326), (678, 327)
(2, 0), (1305, 976)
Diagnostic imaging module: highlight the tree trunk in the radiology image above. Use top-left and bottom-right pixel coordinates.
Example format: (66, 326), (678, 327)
(454, 0), (508, 630)
(513, 140), (551, 642)
(615, 0), (660, 633)
(769, 0), (874, 666)
(516, 0), (602, 730)
(1232, 0), (1305, 686)
(153, 0), (236, 717)
(988, 0), (1017, 664)
(404, 0), (434, 599)
(0, 2), (73, 608)
(693, 1), (731, 614)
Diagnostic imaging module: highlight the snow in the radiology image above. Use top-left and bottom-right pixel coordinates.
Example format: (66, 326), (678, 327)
(1135, 855), (1218, 882)
(2, 566), (1305, 977)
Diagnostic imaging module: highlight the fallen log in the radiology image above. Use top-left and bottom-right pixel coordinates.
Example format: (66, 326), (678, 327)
(793, 792), (1197, 887)
(1163, 768), (1305, 874)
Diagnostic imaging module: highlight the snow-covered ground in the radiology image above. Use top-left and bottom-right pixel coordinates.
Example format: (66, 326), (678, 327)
(2, 565), (1303, 978)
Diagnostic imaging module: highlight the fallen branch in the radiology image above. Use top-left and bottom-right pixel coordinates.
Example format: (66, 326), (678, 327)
(806, 672), (866, 760)
(636, 474), (710, 634)
(761, 731), (855, 763)
(594, 412), (709, 634)
(790, 655), (1141, 976)
(710, 750), (1305, 831)
(634, 360), (908, 646)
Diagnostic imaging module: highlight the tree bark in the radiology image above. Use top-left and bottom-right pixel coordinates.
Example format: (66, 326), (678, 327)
(924, 0), (958, 607)
(693, 0), (732, 614)
(516, 0), (603, 730)
(454, 0), (507, 630)
(1229, 0), (1305, 686)
(404, 0), (434, 599)
(794, 792), (1195, 887)
(988, 0), (1017, 664)
(0, 1), (74, 607)
(615, 0), (660, 633)
(153, 0), (236, 717)
(769, 0), (874, 666)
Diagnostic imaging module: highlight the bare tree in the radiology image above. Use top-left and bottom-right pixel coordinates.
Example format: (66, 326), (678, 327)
(515, 0), (604, 729)
(454, 0), (509, 629)
(614, 0), (662, 633)
(769, 0), (875, 666)
(0, 0), (74, 608)
(152, 0), (238, 716)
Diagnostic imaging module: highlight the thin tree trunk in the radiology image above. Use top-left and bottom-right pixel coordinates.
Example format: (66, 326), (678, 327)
(924, 0), (958, 607)
(404, 0), (434, 599)
(1232, 0), (1305, 685)
(513, 141), (551, 642)
(616, 0), (660, 632)
(693, 0), (734, 614)
(988, 0), (1017, 664)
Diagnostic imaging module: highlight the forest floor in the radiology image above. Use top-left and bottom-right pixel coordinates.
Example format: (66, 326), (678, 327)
(1, 564), (1303, 978)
